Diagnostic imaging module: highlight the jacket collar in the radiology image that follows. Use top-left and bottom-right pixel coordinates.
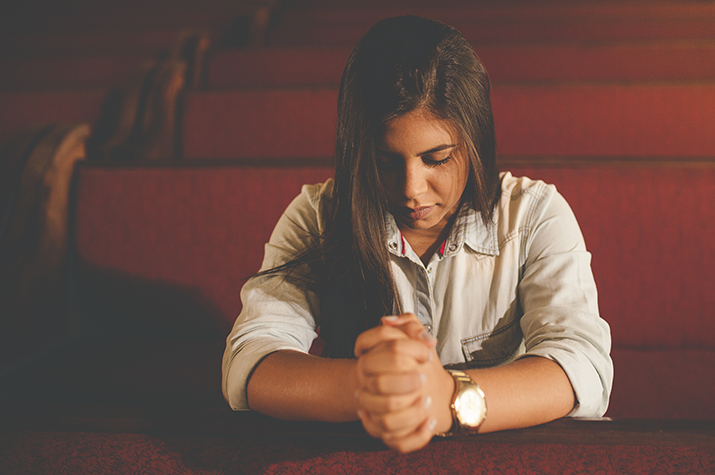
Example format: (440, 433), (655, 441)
(385, 203), (499, 258)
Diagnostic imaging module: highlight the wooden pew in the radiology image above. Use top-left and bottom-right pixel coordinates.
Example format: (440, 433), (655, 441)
(0, 123), (90, 374)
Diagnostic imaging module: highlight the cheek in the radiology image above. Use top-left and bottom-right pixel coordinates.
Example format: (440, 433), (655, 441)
(436, 168), (469, 200)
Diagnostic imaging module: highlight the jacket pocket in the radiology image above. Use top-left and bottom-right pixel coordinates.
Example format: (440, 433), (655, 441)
(461, 316), (523, 367)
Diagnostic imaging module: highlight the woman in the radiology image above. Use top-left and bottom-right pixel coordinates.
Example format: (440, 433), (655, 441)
(222, 15), (612, 453)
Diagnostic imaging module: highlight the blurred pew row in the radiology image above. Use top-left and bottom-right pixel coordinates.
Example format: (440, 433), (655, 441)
(2, 0), (715, 161)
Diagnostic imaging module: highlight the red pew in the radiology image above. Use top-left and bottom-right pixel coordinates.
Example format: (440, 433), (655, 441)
(181, 84), (715, 159)
(0, 90), (107, 148)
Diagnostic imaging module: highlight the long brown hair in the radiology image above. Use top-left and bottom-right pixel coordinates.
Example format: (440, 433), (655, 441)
(262, 15), (500, 358)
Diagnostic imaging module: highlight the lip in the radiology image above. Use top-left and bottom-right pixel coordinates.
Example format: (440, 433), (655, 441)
(402, 205), (435, 221)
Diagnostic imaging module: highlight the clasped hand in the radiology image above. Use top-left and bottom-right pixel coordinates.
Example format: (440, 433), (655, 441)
(354, 313), (455, 453)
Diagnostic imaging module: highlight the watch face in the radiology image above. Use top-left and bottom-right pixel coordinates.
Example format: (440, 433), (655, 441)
(454, 386), (486, 427)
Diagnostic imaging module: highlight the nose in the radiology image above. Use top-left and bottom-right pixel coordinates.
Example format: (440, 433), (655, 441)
(401, 159), (429, 201)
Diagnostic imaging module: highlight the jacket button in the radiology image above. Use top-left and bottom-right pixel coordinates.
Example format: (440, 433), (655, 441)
(389, 241), (398, 250)
(449, 243), (458, 251)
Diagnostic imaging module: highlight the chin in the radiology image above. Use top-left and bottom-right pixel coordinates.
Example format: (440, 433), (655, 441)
(399, 218), (437, 231)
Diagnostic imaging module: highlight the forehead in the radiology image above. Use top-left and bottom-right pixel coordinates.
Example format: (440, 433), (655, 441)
(376, 109), (460, 152)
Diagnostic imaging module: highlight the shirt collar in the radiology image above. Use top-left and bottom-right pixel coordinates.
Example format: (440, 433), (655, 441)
(385, 204), (499, 258)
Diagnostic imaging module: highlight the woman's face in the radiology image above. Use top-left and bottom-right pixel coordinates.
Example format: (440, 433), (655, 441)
(375, 109), (470, 237)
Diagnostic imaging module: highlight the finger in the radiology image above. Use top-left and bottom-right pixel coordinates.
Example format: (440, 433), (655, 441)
(381, 313), (419, 327)
(354, 325), (410, 357)
(357, 409), (382, 439)
(383, 417), (438, 454)
(382, 314), (438, 348)
(357, 339), (433, 374)
(357, 387), (422, 414)
(360, 370), (425, 395)
(360, 394), (430, 435)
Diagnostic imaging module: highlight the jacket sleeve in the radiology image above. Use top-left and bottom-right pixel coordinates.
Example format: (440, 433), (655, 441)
(516, 181), (613, 417)
(221, 182), (329, 410)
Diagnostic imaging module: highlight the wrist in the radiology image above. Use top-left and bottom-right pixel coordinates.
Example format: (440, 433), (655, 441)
(437, 369), (487, 437)
(345, 358), (362, 420)
(434, 368), (457, 434)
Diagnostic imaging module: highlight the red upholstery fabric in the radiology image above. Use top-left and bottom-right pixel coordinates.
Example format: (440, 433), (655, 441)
(181, 90), (338, 158)
(478, 44), (715, 82)
(205, 45), (715, 88)
(205, 49), (351, 88)
(0, 54), (151, 90)
(181, 86), (715, 159)
(74, 165), (334, 331)
(608, 349), (715, 419)
(493, 85), (715, 157)
(0, 90), (106, 146)
(1, 430), (712, 475)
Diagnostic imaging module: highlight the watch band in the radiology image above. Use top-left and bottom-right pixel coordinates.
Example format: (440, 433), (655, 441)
(436, 369), (486, 437)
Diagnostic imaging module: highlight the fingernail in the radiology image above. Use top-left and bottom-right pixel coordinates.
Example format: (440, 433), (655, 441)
(382, 315), (399, 322)
(357, 409), (365, 419)
(354, 389), (360, 400)
(427, 418), (437, 431)
(419, 373), (426, 385)
(424, 396), (432, 410)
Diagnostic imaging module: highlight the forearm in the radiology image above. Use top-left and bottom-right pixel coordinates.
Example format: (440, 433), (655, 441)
(246, 349), (360, 422)
(465, 356), (575, 433)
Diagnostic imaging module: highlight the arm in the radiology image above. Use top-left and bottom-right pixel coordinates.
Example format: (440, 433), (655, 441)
(246, 350), (360, 422)
(357, 182), (611, 452)
(355, 314), (575, 453)
(222, 182), (331, 410)
(463, 356), (574, 433)
(245, 318), (436, 422)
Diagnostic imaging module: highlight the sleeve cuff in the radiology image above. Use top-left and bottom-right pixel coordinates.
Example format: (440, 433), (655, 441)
(222, 338), (308, 410)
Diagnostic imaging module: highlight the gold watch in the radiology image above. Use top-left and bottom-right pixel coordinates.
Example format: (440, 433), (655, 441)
(436, 369), (487, 437)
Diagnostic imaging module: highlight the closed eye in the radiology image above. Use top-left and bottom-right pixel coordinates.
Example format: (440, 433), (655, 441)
(424, 155), (453, 167)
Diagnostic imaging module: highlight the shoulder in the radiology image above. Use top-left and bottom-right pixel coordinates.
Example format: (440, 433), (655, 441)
(497, 171), (576, 222)
(300, 178), (334, 210)
(499, 171), (554, 203)
(496, 172), (561, 229)
(496, 171), (586, 261)
(270, 179), (334, 242)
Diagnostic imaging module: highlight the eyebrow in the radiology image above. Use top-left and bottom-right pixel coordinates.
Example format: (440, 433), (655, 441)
(375, 143), (458, 157)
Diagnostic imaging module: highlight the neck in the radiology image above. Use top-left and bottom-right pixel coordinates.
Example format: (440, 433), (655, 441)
(400, 216), (456, 267)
